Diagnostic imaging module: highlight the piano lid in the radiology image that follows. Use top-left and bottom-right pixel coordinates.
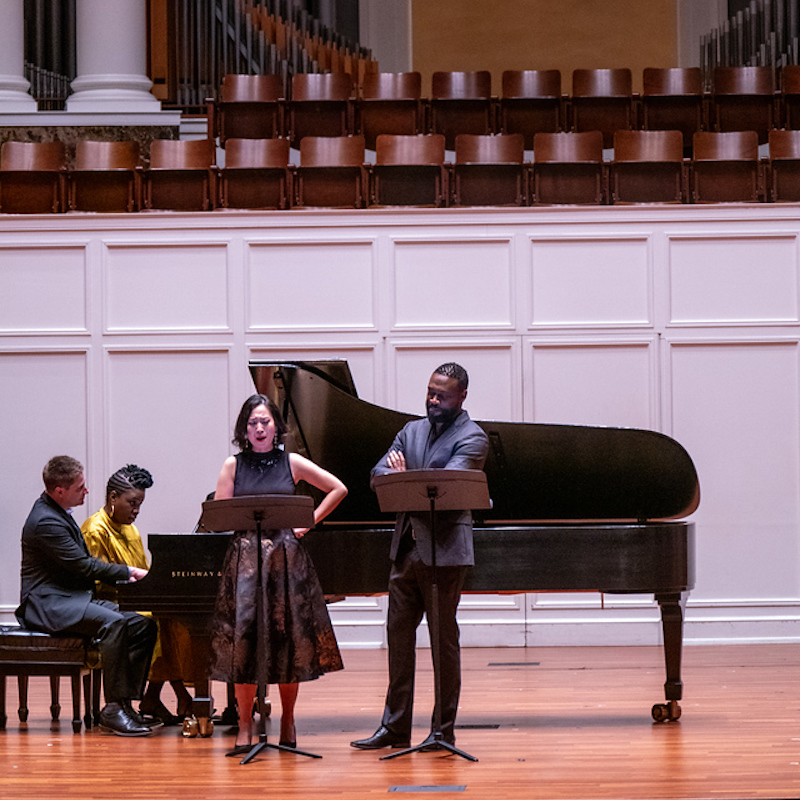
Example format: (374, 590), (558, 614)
(249, 360), (700, 525)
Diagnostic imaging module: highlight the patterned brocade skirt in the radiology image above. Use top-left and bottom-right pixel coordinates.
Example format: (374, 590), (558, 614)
(209, 528), (343, 685)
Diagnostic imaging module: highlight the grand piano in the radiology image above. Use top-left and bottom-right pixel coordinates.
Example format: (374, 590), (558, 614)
(119, 359), (699, 723)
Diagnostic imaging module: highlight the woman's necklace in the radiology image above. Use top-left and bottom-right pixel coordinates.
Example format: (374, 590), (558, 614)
(242, 447), (281, 473)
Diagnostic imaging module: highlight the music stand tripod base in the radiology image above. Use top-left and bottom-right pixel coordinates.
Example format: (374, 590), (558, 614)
(381, 737), (479, 762)
(241, 741), (322, 763)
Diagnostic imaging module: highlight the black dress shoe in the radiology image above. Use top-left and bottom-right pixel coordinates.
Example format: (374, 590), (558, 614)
(139, 700), (181, 726)
(279, 723), (296, 748)
(99, 703), (152, 737)
(225, 744), (253, 757)
(350, 725), (410, 750)
(124, 701), (164, 729)
(417, 731), (456, 751)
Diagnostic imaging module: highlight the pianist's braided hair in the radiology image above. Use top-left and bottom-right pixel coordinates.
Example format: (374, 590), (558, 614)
(434, 362), (469, 391)
(105, 464), (154, 502)
(232, 393), (288, 451)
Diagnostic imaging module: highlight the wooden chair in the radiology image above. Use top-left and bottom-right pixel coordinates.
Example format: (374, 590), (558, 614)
(370, 134), (448, 207)
(691, 130), (762, 203)
(0, 141), (66, 213)
(452, 133), (527, 206)
(780, 64), (800, 129)
(143, 139), (217, 211)
(570, 68), (633, 149)
(356, 71), (424, 151)
(0, 625), (100, 733)
(532, 131), (605, 204)
(429, 71), (494, 150)
(711, 66), (776, 144)
(610, 129), (685, 204)
(767, 129), (800, 201)
(640, 67), (705, 152)
(218, 138), (291, 210)
(287, 73), (354, 147)
(213, 73), (286, 145)
(294, 135), (366, 208)
(499, 70), (562, 149)
(68, 140), (141, 212)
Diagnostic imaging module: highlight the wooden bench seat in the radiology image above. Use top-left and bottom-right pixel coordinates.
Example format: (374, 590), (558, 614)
(0, 625), (100, 733)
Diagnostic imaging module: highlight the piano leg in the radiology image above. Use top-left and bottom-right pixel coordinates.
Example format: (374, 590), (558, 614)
(184, 630), (215, 737)
(653, 591), (687, 722)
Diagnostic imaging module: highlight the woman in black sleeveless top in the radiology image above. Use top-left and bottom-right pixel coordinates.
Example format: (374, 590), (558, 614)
(209, 393), (347, 755)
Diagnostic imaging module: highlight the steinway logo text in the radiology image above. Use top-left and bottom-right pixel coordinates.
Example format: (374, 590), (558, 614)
(170, 570), (222, 578)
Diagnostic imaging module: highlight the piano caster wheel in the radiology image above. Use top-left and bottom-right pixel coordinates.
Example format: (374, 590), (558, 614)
(652, 700), (682, 722)
(198, 717), (214, 737)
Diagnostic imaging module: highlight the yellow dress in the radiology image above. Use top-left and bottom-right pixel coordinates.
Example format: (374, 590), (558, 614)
(81, 508), (194, 683)
(81, 508), (148, 598)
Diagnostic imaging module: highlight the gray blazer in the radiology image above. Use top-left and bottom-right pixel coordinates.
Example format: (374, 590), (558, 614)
(16, 493), (131, 633)
(371, 411), (489, 567)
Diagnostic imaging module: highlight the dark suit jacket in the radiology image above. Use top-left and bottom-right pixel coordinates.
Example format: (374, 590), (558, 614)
(16, 492), (131, 633)
(371, 411), (489, 567)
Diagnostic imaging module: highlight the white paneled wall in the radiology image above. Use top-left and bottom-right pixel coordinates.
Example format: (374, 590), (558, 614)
(2, 205), (800, 648)
(530, 235), (652, 328)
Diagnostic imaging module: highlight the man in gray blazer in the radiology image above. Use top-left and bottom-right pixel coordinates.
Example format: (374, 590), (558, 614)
(351, 363), (489, 751)
(17, 455), (158, 736)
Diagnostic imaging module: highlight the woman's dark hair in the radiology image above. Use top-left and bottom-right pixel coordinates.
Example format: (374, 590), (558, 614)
(106, 464), (154, 502)
(232, 393), (287, 451)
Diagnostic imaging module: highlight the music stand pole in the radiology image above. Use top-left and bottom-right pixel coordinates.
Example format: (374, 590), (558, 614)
(372, 470), (490, 763)
(199, 495), (321, 763)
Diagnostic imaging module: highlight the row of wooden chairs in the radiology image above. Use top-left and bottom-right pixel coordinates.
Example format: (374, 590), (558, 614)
(275, 129), (800, 206)
(0, 139), (216, 213)
(4, 129), (800, 212)
(241, 3), (376, 81)
(208, 66), (800, 152)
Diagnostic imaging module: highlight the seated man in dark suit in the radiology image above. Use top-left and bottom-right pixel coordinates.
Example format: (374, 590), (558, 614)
(16, 455), (158, 736)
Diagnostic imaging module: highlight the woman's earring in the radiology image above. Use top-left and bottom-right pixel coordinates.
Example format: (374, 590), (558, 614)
(110, 504), (115, 518)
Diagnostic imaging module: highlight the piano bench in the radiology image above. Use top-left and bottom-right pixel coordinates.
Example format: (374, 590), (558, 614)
(0, 625), (101, 733)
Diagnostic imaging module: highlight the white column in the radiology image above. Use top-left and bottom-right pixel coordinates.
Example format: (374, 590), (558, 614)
(359, 0), (412, 73)
(676, 0), (728, 67)
(67, 0), (161, 112)
(0, 0), (37, 112)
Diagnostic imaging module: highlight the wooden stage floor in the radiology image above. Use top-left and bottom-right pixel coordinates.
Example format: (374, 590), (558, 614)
(1, 644), (799, 800)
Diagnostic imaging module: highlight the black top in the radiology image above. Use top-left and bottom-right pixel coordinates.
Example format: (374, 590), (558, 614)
(233, 449), (295, 498)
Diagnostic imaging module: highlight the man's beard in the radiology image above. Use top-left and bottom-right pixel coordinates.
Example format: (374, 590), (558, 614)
(427, 403), (459, 426)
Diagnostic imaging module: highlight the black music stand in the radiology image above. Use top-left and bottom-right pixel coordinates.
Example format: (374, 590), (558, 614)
(199, 494), (322, 763)
(372, 469), (491, 762)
